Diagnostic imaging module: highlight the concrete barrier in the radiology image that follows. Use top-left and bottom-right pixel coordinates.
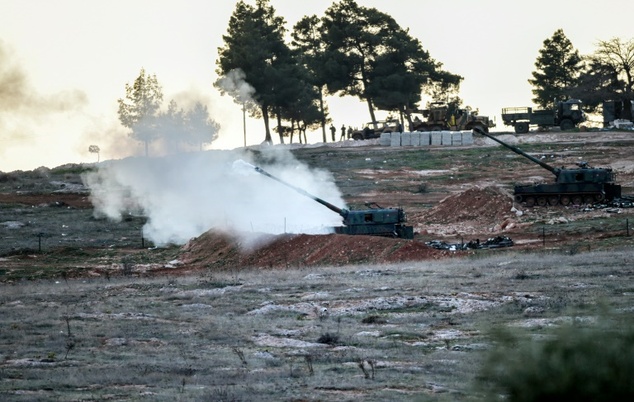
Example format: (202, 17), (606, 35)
(390, 132), (401, 147)
(401, 132), (412, 146)
(431, 132), (442, 145)
(420, 132), (430, 146)
(410, 132), (421, 146)
(380, 132), (391, 146)
(462, 131), (473, 145)
(441, 131), (453, 145)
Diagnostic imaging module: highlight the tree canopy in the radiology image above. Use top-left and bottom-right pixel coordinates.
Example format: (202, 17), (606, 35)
(216, 0), (461, 144)
(321, 0), (461, 125)
(594, 37), (634, 98)
(185, 102), (221, 151)
(572, 37), (634, 116)
(529, 29), (582, 108)
(216, 0), (295, 144)
(529, 30), (634, 120)
(117, 68), (164, 156)
(291, 15), (332, 142)
(118, 69), (220, 155)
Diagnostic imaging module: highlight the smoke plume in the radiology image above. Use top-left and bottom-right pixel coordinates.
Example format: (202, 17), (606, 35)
(1, 40), (89, 170)
(82, 147), (345, 248)
(0, 41), (87, 115)
(214, 68), (257, 107)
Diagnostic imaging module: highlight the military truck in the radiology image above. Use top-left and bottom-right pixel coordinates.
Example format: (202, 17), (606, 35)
(501, 99), (586, 134)
(410, 102), (495, 133)
(350, 118), (401, 140)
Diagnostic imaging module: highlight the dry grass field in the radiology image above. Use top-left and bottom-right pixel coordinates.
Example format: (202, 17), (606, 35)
(2, 129), (634, 400)
(1, 249), (633, 401)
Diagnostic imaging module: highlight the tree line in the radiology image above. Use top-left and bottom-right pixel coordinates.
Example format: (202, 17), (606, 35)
(215, 0), (464, 145)
(117, 0), (634, 154)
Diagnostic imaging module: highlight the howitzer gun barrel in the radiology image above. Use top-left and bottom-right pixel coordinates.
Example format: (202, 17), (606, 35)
(473, 127), (559, 176)
(241, 162), (347, 217)
(232, 159), (414, 239)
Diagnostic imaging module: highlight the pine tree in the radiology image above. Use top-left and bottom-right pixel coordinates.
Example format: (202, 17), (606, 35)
(321, 0), (461, 127)
(117, 68), (164, 156)
(529, 29), (582, 108)
(216, 0), (291, 144)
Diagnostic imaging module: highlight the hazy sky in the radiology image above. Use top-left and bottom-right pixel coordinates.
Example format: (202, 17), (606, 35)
(1, 0), (633, 172)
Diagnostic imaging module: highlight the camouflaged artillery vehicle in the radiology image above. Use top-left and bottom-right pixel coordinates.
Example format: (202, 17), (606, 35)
(473, 127), (621, 206)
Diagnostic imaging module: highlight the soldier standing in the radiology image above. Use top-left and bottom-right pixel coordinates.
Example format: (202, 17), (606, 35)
(340, 124), (346, 141)
(330, 124), (336, 141)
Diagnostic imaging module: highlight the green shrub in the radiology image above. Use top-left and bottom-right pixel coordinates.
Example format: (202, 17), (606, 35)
(317, 332), (339, 345)
(361, 314), (387, 324)
(479, 314), (634, 401)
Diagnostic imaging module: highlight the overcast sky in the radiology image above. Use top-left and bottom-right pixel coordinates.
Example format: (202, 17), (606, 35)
(1, 0), (632, 172)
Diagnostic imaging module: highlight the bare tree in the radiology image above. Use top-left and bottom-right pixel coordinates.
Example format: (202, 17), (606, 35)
(572, 37), (634, 116)
(594, 37), (634, 99)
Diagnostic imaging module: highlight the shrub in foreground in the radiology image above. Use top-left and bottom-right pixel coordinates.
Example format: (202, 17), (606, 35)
(479, 314), (634, 401)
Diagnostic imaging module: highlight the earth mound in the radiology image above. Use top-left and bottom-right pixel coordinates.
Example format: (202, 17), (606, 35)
(179, 186), (518, 270)
(180, 231), (450, 270)
(411, 185), (517, 236)
(422, 185), (514, 223)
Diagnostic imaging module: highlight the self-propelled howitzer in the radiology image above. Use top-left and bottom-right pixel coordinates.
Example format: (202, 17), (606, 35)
(473, 127), (621, 206)
(251, 164), (414, 239)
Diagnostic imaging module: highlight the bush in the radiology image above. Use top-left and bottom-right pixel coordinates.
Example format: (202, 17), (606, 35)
(317, 332), (339, 345)
(0, 172), (19, 183)
(479, 314), (634, 401)
(361, 314), (387, 324)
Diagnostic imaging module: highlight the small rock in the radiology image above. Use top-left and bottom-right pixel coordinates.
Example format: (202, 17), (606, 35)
(523, 306), (545, 317)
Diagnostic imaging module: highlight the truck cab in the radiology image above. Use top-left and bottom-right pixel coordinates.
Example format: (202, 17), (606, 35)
(557, 99), (585, 130)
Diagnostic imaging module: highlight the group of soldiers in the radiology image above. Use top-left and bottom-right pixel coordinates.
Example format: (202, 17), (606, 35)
(330, 124), (352, 141)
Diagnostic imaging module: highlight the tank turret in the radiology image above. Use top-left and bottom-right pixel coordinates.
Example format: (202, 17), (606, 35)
(473, 127), (621, 206)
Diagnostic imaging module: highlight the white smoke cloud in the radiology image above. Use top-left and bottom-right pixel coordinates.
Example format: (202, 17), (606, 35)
(214, 68), (257, 107)
(82, 147), (345, 248)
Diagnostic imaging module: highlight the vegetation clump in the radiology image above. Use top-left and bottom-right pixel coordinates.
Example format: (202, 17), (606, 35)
(479, 314), (634, 401)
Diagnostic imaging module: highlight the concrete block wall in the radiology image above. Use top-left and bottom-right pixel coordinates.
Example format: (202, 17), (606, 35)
(381, 130), (475, 148)
(441, 131), (453, 145)
(451, 132), (462, 146)
(410, 132), (421, 146)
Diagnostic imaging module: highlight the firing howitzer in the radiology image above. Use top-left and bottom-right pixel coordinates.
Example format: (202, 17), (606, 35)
(236, 160), (414, 239)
